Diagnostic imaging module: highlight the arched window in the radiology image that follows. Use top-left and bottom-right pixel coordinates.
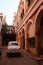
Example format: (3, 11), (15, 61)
(21, 9), (24, 19)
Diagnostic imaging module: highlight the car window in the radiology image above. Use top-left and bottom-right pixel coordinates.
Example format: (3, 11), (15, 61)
(11, 43), (18, 46)
(8, 43), (12, 46)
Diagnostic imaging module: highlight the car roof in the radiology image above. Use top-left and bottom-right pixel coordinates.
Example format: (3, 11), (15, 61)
(8, 41), (18, 44)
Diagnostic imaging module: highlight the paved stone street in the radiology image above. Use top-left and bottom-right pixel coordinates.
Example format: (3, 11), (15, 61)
(0, 48), (43, 65)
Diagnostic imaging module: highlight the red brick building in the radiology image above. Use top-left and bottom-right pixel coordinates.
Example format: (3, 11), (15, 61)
(14, 0), (43, 56)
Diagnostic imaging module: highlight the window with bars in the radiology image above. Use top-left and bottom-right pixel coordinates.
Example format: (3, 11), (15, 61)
(28, 0), (33, 6)
(21, 9), (24, 19)
(29, 37), (35, 48)
(0, 16), (2, 21)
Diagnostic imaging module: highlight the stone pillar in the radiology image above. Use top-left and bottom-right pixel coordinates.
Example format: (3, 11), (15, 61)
(25, 23), (28, 51)
(21, 31), (23, 49)
(19, 34), (22, 48)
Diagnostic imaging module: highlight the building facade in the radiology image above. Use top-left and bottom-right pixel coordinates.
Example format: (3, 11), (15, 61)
(0, 13), (6, 46)
(0, 13), (3, 46)
(7, 25), (15, 33)
(14, 0), (43, 56)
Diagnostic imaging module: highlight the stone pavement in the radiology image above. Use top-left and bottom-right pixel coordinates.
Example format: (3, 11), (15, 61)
(21, 49), (43, 65)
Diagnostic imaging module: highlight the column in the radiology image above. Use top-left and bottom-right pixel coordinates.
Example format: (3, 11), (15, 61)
(25, 23), (28, 51)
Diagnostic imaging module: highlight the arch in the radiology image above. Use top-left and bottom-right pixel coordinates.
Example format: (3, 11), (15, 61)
(27, 19), (35, 38)
(27, 19), (33, 25)
(27, 19), (36, 48)
(36, 10), (43, 32)
(35, 9), (43, 55)
(27, 19), (33, 37)
(35, 5), (43, 23)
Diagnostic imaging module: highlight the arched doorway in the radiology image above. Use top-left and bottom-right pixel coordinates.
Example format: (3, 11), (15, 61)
(22, 29), (25, 50)
(27, 22), (32, 51)
(36, 10), (43, 55)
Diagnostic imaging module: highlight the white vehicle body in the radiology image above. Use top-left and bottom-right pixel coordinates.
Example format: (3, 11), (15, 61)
(7, 41), (21, 53)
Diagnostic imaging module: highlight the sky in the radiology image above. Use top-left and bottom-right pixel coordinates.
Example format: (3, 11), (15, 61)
(0, 0), (20, 25)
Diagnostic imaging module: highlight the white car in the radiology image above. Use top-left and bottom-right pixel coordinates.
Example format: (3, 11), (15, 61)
(7, 41), (21, 55)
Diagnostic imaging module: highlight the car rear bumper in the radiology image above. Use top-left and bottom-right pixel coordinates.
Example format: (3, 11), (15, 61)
(7, 50), (21, 54)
